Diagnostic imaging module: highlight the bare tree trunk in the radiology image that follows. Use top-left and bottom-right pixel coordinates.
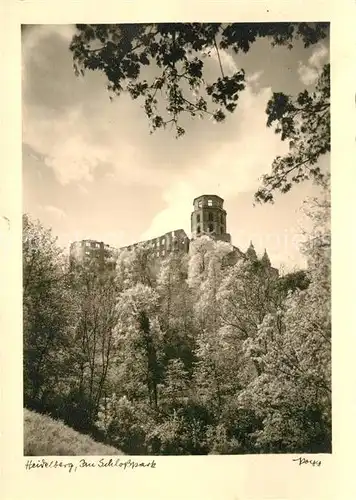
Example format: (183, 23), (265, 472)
(139, 311), (159, 411)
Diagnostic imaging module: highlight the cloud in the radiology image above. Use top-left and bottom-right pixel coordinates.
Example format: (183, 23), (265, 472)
(246, 70), (264, 84)
(22, 25), (76, 86)
(138, 50), (288, 240)
(78, 185), (89, 195)
(23, 32), (275, 193)
(23, 106), (105, 184)
(22, 25), (166, 187)
(308, 43), (328, 68)
(297, 43), (328, 85)
(207, 47), (239, 76)
(297, 65), (319, 86)
(24, 29), (287, 243)
(42, 205), (66, 219)
(140, 75), (289, 239)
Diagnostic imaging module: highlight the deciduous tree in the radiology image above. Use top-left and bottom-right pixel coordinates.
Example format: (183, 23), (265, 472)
(23, 215), (77, 410)
(70, 23), (329, 202)
(236, 185), (331, 452)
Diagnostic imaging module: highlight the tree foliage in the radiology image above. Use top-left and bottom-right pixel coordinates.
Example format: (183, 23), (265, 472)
(24, 202), (330, 454)
(23, 215), (78, 410)
(255, 64), (330, 202)
(70, 23), (329, 202)
(238, 186), (331, 452)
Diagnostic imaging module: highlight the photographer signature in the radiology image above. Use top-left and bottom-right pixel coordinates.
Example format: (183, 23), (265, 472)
(292, 457), (322, 467)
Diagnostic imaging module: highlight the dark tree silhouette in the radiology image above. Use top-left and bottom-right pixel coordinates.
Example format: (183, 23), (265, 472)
(70, 23), (329, 202)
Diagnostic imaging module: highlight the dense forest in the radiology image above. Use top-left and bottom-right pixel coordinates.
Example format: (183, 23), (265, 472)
(23, 187), (331, 455)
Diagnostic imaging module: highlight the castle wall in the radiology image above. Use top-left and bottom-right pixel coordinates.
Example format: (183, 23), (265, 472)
(121, 229), (190, 260)
(69, 195), (277, 276)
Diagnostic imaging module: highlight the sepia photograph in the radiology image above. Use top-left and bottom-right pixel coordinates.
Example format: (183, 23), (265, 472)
(22, 22), (331, 457)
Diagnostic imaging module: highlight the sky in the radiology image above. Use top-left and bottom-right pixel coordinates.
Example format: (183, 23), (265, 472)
(22, 24), (329, 271)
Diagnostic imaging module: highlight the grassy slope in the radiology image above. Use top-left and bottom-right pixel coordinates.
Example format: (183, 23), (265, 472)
(24, 408), (123, 456)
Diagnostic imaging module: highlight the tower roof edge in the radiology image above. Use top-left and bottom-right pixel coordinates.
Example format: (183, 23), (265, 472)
(193, 194), (224, 204)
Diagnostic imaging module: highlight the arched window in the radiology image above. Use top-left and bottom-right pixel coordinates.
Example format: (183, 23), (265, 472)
(208, 223), (214, 232)
(197, 225), (201, 234)
(208, 212), (213, 222)
(197, 214), (200, 223)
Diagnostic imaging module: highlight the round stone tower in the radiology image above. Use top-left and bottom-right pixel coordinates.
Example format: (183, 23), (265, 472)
(191, 194), (231, 243)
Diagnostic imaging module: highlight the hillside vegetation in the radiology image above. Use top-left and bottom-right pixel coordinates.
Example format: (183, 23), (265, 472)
(24, 409), (122, 456)
(23, 188), (330, 455)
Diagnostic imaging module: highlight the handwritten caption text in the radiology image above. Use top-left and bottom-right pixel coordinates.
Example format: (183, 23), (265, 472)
(25, 457), (157, 473)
